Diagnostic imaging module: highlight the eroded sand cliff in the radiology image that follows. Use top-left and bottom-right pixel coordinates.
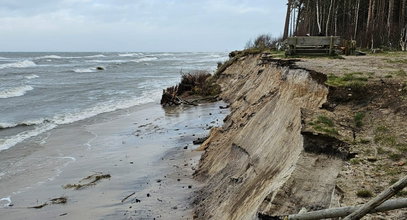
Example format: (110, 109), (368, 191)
(193, 53), (407, 219)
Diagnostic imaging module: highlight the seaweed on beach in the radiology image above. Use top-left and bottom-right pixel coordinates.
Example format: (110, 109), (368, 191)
(63, 173), (111, 190)
(29, 197), (67, 209)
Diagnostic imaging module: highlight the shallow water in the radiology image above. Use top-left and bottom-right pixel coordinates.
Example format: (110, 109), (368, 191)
(0, 101), (229, 219)
(0, 52), (228, 151)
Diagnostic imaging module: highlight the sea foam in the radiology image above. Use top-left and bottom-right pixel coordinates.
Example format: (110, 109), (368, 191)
(118, 53), (143, 57)
(36, 55), (62, 59)
(25, 74), (39, 79)
(132, 57), (158, 63)
(0, 60), (37, 69)
(0, 91), (158, 151)
(73, 68), (96, 73)
(0, 85), (34, 99)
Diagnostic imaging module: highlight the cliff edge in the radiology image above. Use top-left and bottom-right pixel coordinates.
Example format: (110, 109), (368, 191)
(193, 52), (407, 219)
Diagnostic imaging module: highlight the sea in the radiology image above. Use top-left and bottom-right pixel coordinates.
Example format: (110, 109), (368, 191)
(0, 52), (228, 152)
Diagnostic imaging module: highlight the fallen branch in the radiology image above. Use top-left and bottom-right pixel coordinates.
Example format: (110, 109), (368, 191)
(258, 198), (407, 220)
(121, 192), (135, 203)
(344, 175), (407, 220)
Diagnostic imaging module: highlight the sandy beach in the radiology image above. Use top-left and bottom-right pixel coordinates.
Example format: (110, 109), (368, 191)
(0, 101), (228, 219)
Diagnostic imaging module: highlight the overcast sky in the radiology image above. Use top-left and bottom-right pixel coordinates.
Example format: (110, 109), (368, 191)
(0, 0), (287, 52)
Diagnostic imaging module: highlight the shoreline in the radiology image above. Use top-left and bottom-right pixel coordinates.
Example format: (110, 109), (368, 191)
(0, 100), (229, 219)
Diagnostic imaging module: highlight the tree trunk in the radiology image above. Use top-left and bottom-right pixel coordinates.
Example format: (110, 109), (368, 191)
(344, 175), (407, 220)
(354, 0), (360, 40)
(325, 0), (334, 36)
(386, 0), (394, 41)
(283, 0), (292, 39)
(316, 0), (322, 34)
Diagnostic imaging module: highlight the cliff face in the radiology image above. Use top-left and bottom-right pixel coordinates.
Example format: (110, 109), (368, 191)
(194, 53), (407, 220)
(193, 54), (346, 219)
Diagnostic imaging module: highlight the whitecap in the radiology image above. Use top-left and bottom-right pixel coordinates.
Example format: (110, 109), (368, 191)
(85, 54), (106, 58)
(0, 90), (160, 151)
(0, 85), (34, 99)
(132, 57), (158, 63)
(118, 53), (142, 57)
(0, 118), (48, 129)
(0, 60), (37, 69)
(0, 122), (17, 129)
(36, 55), (62, 59)
(0, 197), (11, 207)
(24, 74), (39, 79)
(73, 68), (96, 73)
(0, 123), (57, 151)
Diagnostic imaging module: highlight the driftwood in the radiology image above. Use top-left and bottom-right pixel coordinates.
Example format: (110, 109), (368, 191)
(344, 175), (407, 220)
(121, 192), (135, 203)
(259, 198), (407, 220)
(160, 91), (198, 106)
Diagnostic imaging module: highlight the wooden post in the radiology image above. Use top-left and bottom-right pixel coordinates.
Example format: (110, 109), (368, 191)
(344, 175), (407, 220)
(294, 37), (298, 55)
(329, 36), (334, 55)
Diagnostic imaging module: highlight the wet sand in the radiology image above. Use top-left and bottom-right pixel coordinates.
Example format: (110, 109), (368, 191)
(0, 101), (228, 219)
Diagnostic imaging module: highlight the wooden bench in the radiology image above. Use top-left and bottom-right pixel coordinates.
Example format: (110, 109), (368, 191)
(285, 36), (341, 56)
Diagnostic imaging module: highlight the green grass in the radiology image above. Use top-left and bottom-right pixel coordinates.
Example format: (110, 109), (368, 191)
(386, 58), (407, 64)
(350, 158), (362, 165)
(316, 115), (334, 127)
(389, 153), (403, 161)
(310, 115), (338, 135)
(326, 73), (368, 87)
(396, 143), (407, 152)
(356, 190), (374, 198)
(375, 125), (389, 133)
(354, 112), (365, 128)
(359, 138), (370, 144)
(388, 69), (407, 77)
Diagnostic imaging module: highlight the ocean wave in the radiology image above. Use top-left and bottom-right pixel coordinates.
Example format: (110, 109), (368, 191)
(36, 55), (62, 59)
(0, 91), (159, 151)
(0, 123), (57, 151)
(0, 85), (34, 99)
(0, 197), (12, 207)
(157, 53), (175, 56)
(0, 60), (37, 69)
(73, 68), (97, 73)
(85, 54), (106, 58)
(118, 53), (143, 57)
(132, 57), (158, 63)
(0, 119), (48, 129)
(85, 59), (127, 64)
(25, 74), (39, 79)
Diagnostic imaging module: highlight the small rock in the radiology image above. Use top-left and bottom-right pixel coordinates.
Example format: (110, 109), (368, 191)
(188, 185), (192, 189)
(183, 146), (188, 149)
(172, 206), (178, 210)
(96, 66), (105, 70)
(156, 179), (162, 183)
(177, 179), (180, 181)
(135, 199), (141, 203)
(130, 162), (134, 164)
(147, 193), (150, 197)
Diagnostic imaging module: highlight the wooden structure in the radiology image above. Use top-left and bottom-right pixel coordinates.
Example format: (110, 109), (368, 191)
(285, 36), (340, 56)
(258, 175), (407, 220)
